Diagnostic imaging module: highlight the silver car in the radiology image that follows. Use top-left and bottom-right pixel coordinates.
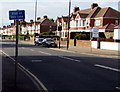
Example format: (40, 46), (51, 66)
(34, 38), (44, 46)
(42, 38), (57, 47)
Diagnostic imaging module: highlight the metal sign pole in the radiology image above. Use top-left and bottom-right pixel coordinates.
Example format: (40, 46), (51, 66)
(9, 10), (25, 89)
(59, 31), (61, 49)
(15, 19), (19, 88)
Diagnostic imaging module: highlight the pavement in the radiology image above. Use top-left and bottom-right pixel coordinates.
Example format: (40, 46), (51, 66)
(20, 40), (120, 59)
(1, 52), (42, 92)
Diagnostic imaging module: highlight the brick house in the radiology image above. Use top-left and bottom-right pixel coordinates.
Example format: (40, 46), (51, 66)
(0, 16), (57, 36)
(21, 16), (57, 35)
(56, 3), (120, 39)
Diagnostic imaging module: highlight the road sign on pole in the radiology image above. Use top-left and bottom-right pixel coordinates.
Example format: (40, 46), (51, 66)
(92, 27), (99, 38)
(9, 10), (25, 20)
(9, 10), (25, 89)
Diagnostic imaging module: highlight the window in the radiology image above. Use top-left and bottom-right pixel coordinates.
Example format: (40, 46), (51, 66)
(115, 20), (118, 25)
(95, 20), (101, 26)
(83, 20), (85, 26)
(79, 20), (81, 26)
(76, 20), (78, 27)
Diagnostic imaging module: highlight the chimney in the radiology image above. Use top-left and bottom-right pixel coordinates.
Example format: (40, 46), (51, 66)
(37, 17), (41, 20)
(30, 19), (33, 23)
(74, 7), (80, 12)
(91, 3), (98, 9)
(43, 15), (48, 19)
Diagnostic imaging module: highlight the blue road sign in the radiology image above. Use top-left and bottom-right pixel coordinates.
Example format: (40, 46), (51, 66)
(9, 10), (25, 20)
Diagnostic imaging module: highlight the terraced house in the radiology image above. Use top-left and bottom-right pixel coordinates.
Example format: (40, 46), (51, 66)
(21, 16), (57, 35)
(0, 16), (57, 36)
(56, 3), (120, 39)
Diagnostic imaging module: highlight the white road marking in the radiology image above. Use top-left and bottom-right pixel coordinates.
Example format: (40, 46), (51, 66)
(58, 56), (81, 62)
(30, 49), (35, 51)
(94, 64), (120, 72)
(38, 51), (52, 55)
(116, 87), (120, 90)
(21, 47), (25, 49)
(31, 60), (42, 62)
(0, 50), (49, 92)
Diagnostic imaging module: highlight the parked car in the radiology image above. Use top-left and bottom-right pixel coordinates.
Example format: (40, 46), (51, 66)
(42, 38), (57, 47)
(34, 38), (44, 46)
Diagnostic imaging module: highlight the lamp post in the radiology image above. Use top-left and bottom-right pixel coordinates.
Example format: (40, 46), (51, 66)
(67, 0), (71, 50)
(34, 0), (37, 35)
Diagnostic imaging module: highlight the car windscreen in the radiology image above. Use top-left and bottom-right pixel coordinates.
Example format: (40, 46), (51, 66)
(38, 39), (44, 41)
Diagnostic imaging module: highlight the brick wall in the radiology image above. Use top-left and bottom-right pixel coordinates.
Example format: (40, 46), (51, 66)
(58, 40), (90, 47)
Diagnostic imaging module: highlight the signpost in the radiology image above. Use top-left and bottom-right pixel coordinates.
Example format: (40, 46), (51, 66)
(91, 27), (100, 49)
(9, 10), (25, 20)
(9, 10), (25, 88)
(92, 27), (99, 38)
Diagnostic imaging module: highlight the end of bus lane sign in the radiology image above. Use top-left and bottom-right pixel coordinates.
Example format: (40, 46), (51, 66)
(9, 10), (25, 20)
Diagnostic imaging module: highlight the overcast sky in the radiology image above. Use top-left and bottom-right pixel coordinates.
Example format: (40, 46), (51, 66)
(0, 0), (120, 27)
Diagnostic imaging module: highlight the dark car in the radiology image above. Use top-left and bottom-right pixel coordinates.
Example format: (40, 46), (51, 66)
(34, 38), (44, 46)
(42, 38), (57, 47)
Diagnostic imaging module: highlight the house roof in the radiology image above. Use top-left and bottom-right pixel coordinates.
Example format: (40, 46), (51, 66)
(79, 13), (88, 18)
(99, 23), (115, 31)
(87, 7), (101, 18)
(95, 7), (120, 18)
(77, 8), (92, 14)
(36, 18), (45, 23)
(62, 16), (69, 22)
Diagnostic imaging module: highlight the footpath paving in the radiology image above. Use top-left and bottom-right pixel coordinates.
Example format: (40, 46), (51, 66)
(21, 40), (120, 59)
(1, 52), (42, 92)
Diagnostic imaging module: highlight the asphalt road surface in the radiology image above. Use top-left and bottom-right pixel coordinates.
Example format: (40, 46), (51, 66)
(1, 40), (120, 91)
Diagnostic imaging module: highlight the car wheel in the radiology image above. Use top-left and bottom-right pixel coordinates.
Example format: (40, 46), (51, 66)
(42, 43), (46, 47)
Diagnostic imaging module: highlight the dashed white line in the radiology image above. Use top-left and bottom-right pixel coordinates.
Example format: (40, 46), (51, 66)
(94, 64), (120, 72)
(30, 49), (35, 51)
(31, 60), (42, 62)
(38, 51), (52, 55)
(58, 56), (81, 62)
(21, 47), (25, 49)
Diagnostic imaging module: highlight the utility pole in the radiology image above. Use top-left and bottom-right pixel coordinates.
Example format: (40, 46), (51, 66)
(67, 0), (71, 50)
(34, 0), (37, 34)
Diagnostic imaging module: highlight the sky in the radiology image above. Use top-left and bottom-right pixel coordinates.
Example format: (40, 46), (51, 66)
(0, 0), (120, 28)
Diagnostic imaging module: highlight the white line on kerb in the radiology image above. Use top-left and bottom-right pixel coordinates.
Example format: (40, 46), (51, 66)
(0, 50), (49, 92)
(58, 56), (81, 62)
(38, 51), (52, 55)
(94, 64), (120, 72)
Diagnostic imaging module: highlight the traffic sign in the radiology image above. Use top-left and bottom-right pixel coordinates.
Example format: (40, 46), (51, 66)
(92, 27), (99, 38)
(9, 10), (25, 20)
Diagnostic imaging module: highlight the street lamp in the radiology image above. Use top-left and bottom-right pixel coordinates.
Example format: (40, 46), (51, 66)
(67, 0), (71, 50)
(34, 0), (37, 34)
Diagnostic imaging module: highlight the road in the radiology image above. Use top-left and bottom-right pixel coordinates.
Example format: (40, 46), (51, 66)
(1, 40), (120, 91)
